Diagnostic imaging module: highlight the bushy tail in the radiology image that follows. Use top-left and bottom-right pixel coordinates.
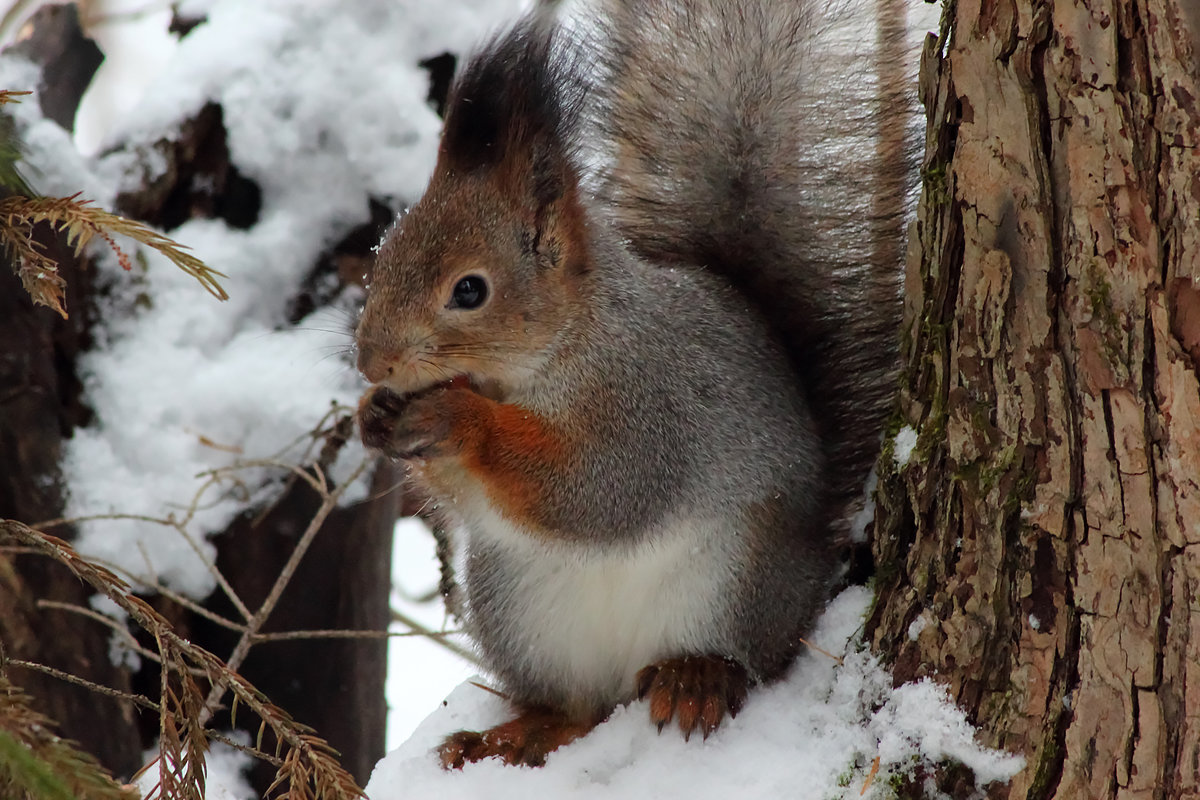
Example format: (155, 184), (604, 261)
(594, 0), (916, 528)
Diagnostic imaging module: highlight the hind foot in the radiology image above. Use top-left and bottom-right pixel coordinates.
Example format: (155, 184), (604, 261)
(438, 706), (600, 769)
(635, 655), (748, 741)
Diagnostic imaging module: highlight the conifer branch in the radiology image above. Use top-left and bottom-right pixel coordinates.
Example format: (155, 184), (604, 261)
(0, 672), (137, 800)
(0, 193), (229, 318)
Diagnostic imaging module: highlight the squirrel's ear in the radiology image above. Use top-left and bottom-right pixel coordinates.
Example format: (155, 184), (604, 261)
(442, 17), (589, 273)
(530, 141), (568, 211)
(522, 143), (589, 275)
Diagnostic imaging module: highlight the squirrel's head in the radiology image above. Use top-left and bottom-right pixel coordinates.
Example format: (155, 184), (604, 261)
(356, 18), (590, 401)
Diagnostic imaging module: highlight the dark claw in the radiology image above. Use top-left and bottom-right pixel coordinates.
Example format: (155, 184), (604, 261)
(700, 693), (723, 739)
(636, 664), (657, 700)
(648, 666), (678, 731)
(726, 664), (748, 717)
(676, 664), (701, 740)
(438, 730), (486, 770)
(634, 655), (749, 742)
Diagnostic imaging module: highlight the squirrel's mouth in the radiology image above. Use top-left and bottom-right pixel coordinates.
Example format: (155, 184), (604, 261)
(438, 374), (473, 392)
(392, 373), (507, 404)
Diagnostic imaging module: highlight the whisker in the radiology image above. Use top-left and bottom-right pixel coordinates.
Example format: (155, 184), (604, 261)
(315, 350), (357, 367)
(418, 357), (456, 384)
(292, 327), (357, 337)
(414, 495), (434, 516)
(439, 350), (531, 368)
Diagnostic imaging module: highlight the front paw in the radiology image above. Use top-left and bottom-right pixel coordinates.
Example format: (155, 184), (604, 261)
(357, 385), (459, 459)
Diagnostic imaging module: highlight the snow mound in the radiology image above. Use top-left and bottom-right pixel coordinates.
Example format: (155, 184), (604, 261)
(366, 589), (1023, 799)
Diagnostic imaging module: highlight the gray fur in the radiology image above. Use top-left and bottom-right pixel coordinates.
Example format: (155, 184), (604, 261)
(594, 0), (911, 524)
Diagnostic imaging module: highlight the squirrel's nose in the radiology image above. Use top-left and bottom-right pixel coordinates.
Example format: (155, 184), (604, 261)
(357, 345), (398, 384)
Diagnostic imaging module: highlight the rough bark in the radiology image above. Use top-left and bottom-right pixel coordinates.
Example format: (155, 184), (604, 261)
(868, 1), (1200, 798)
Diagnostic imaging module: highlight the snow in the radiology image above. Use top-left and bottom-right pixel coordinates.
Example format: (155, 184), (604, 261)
(875, 681), (1025, 787)
(366, 588), (1022, 799)
(74, 2), (179, 154)
(387, 518), (477, 749)
(202, 745), (256, 800)
(847, 467), (879, 544)
(893, 425), (919, 468)
(907, 611), (931, 641)
(132, 737), (255, 800)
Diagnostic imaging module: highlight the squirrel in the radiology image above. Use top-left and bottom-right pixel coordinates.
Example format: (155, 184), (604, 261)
(355, 0), (910, 769)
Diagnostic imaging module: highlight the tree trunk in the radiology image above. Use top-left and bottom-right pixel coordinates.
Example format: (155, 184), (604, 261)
(867, 1), (1200, 798)
(0, 211), (148, 782)
(0, 5), (144, 779)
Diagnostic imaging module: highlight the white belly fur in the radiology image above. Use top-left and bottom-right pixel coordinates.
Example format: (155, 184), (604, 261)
(460, 503), (742, 712)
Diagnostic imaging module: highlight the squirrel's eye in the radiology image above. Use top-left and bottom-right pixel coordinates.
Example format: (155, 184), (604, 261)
(448, 275), (489, 310)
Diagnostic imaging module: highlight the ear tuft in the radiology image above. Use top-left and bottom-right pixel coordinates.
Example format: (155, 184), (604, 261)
(440, 17), (586, 191)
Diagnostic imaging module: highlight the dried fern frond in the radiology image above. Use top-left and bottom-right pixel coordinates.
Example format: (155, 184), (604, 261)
(0, 673), (137, 800)
(1, 520), (366, 800)
(3, 225), (66, 316)
(0, 193), (229, 318)
(1, 424), (372, 800)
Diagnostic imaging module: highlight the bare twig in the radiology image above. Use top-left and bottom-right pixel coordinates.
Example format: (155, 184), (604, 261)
(163, 513), (253, 623)
(107, 570), (246, 633)
(250, 627), (465, 643)
(392, 576), (442, 604)
(5, 656), (283, 772)
(198, 458), (370, 725)
(6, 659), (159, 714)
(4, 411), (376, 799)
(390, 608), (480, 666)
(35, 599), (166, 666)
(195, 457), (328, 498)
(797, 636), (845, 665)
(467, 681), (508, 700)
(1, 520), (367, 799)
(207, 731), (283, 768)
